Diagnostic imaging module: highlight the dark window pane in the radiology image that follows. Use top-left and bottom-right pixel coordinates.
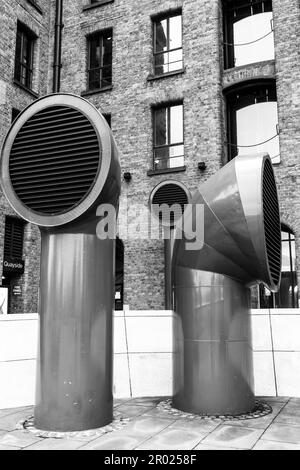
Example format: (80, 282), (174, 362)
(154, 107), (168, 146)
(155, 19), (168, 53)
(154, 147), (169, 170)
(103, 33), (112, 66)
(103, 114), (111, 127)
(102, 65), (112, 87)
(3, 217), (24, 260)
(11, 108), (20, 123)
(88, 69), (100, 90)
(89, 37), (100, 68)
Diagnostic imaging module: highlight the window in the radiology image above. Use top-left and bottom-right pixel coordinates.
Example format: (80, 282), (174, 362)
(3, 217), (24, 261)
(153, 12), (183, 76)
(258, 225), (299, 308)
(103, 113), (111, 127)
(87, 30), (112, 91)
(153, 103), (184, 171)
(14, 23), (36, 90)
(11, 108), (20, 123)
(223, 0), (274, 69)
(225, 81), (280, 164)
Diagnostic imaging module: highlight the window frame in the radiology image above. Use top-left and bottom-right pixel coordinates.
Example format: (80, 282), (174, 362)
(86, 29), (113, 92)
(152, 10), (183, 77)
(224, 79), (280, 163)
(223, 0), (273, 70)
(83, 0), (114, 11)
(14, 22), (36, 91)
(152, 101), (185, 172)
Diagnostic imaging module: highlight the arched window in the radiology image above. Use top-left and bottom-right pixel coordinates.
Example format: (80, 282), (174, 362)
(223, 0), (274, 69)
(225, 81), (280, 164)
(259, 225), (299, 308)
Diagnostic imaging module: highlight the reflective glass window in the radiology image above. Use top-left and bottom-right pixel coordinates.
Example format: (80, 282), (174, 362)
(226, 83), (280, 164)
(223, 0), (274, 69)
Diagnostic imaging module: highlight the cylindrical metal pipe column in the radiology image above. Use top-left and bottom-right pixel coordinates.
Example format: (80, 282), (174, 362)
(35, 228), (115, 431)
(173, 266), (255, 416)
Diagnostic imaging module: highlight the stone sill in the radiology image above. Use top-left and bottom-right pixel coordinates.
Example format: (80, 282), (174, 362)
(147, 68), (185, 82)
(0, 313), (38, 322)
(13, 79), (39, 98)
(83, 0), (114, 11)
(81, 85), (113, 96)
(223, 59), (275, 74)
(147, 166), (186, 176)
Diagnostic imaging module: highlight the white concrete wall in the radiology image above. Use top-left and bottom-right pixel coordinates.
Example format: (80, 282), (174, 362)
(1, 308), (300, 409)
(0, 314), (38, 409)
(252, 308), (300, 397)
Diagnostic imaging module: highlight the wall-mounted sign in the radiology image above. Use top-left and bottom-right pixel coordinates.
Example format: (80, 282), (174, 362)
(2, 258), (24, 274)
(0, 287), (8, 315)
(12, 285), (22, 297)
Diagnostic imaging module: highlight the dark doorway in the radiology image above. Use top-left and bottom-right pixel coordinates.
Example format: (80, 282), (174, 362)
(115, 237), (124, 310)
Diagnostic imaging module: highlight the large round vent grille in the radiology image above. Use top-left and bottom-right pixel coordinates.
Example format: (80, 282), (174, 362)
(262, 158), (281, 286)
(9, 106), (101, 215)
(150, 182), (189, 227)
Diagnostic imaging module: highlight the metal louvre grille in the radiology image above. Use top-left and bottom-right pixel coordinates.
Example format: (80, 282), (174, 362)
(9, 106), (101, 215)
(4, 217), (24, 259)
(152, 183), (189, 226)
(262, 158), (281, 285)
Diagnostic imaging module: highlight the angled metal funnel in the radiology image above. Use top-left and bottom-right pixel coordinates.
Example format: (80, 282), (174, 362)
(172, 154), (281, 415)
(1, 94), (121, 431)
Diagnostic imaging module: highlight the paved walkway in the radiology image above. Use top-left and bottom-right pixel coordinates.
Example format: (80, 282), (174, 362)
(0, 396), (300, 450)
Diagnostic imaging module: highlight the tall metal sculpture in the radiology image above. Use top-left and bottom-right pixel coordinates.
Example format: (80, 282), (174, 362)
(1, 94), (121, 431)
(172, 154), (281, 415)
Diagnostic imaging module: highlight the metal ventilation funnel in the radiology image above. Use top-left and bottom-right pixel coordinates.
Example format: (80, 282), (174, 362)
(172, 154), (281, 416)
(0, 94), (121, 431)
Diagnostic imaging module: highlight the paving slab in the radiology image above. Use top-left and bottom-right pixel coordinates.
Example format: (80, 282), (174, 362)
(135, 428), (205, 450)
(23, 438), (85, 450)
(253, 439), (300, 450)
(262, 422), (300, 445)
(201, 424), (264, 450)
(0, 430), (42, 448)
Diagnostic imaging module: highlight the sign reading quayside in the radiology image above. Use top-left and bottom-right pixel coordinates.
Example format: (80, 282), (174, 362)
(1, 94), (121, 432)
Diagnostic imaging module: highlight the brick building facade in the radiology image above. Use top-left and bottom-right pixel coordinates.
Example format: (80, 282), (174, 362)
(0, 0), (299, 313)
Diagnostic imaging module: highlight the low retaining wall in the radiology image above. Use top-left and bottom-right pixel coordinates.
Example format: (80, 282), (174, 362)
(0, 308), (299, 409)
